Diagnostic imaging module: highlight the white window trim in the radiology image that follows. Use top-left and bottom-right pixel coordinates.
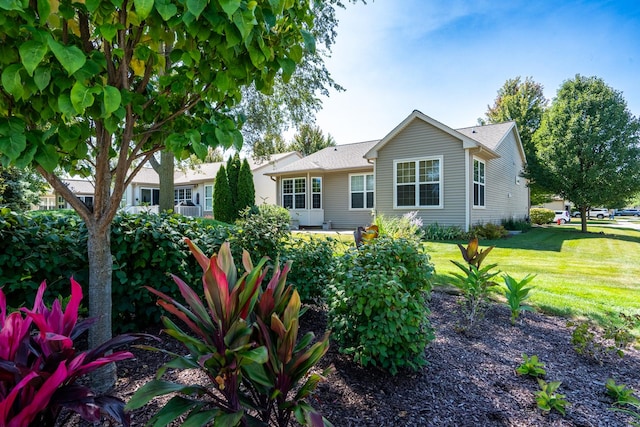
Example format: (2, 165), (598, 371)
(349, 173), (375, 210)
(473, 157), (486, 209)
(281, 177), (307, 210)
(139, 187), (159, 205)
(174, 187), (193, 204)
(393, 156), (444, 209)
(204, 184), (213, 211)
(311, 177), (322, 210)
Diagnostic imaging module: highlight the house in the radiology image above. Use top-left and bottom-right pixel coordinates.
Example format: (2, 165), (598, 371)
(266, 110), (529, 231)
(41, 151), (302, 216)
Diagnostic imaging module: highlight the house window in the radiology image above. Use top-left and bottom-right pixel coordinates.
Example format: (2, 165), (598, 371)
(140, 188), (159, 205)
(282, 178), (306, 209)
(174, 188), (192, 204)
(78, 196), (94, 210)
(204, 185), (213, 211)
(473, 158), (485, 207)
(57, 195), (65, 209)
(311, 177), (322, 209)
(395, 157), (442, 208)
(350, 173), (374, 209)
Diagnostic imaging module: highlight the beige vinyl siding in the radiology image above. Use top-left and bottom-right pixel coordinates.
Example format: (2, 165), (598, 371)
(375, 120), (467, 228)
(470, 129), (529, 225)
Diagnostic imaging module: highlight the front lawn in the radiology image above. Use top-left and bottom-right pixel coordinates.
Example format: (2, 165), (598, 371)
(425, 224), (640, 325)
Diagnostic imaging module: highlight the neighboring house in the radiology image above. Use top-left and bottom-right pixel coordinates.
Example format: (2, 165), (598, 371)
(40, 152), (302, 217)
(267, 110), (529, 231)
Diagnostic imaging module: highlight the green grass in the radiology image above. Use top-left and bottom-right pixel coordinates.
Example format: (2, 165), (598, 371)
(424, 224), (640, 327)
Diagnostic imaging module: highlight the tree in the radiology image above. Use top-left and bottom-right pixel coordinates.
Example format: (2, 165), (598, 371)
(533, 75), (640, 232)
(213, 165), (233, 223)
(237, 158), (255, 212)
(226, 153), (241, 219)
(0, 1), (323, 389)
(0, 166), (46, 211)
(482, 77), (549, 204)
(252, 132), (290, 159)
(290, 124), (336, 156)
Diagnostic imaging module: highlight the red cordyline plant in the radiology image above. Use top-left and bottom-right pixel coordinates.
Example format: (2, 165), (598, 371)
(127, 239), (331, 427)
(0, 278), (147, 427)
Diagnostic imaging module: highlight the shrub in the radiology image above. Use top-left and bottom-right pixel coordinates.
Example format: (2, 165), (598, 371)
(233, 204), (291, 262)
(501, 217), (532, 232)
(422, 222), (467, 241)
(325, 236), (435, 375)
(567, 313), (640, 362)
(529, 208), (555, 225)
(0, 278), (146, 426)
(502, 273), (536, 325)
(283, 235), (336, 303)
(127, 240), (330, 427)
(606, 378), (640, 406)
(470, 222), (508, 240)
(373, 211), (424, 241)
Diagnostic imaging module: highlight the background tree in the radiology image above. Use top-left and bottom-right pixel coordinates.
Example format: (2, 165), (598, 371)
(226, 153), (241, 219)
(0, 166), (46, 211)
(0, 0), (327, 389)
(237, 158), (255, 212)
(482, 76), (549, 204)
(252, 132), (290, 159)
(533, 75), (640, 232)
(213, 165), (233, 223)
(290, 124), (336, 156)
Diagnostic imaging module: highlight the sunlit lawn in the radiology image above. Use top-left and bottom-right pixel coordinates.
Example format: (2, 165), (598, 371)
(423, 222), (640, 326)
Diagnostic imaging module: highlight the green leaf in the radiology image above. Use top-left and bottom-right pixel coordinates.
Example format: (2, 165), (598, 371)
(126, 380), (205, 410)
(155, 0), (177, 20)
(48, 38), (86, 76)
(134, 0), (154, 20)
(19, 40), (47, 76)
(213, 411), (244, 427)
(301, 29), (316, 54)
(288, 45), (302, 63)
(85, 0), (100, 12)
(147, 396), (203, 427)
(33, 67), (51, 91)
(102, 85), (121, 116)
(219, 0), (241, 17)
(182, 410), (221, 427)
(0, 118), (26, 161)
(57, 94), (76, 118)
(36, 0), (50, 23)
(35, 144), (59, 172)
(239, 346), (268, 365)
(70, 81), (95, 113)
(99, 23), (118, 41)
(186, 0), (206, 18)
(1, 64), (24, 100)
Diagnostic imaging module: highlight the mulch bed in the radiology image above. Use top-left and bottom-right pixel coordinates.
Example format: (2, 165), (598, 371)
(73, 290), (639, 426)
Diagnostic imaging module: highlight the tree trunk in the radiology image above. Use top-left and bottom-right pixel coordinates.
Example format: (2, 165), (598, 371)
(158, 150), (175, 212)
(87, 222), (116, 392)
(580, 206), (588, 232)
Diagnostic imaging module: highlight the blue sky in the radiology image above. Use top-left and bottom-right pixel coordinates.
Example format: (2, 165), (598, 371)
(313, 0), (640, 144)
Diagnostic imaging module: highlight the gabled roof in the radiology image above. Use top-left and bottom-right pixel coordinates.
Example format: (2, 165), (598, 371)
(364, 110), (500, 160)
(265, 141), (378, 175)
(456, 121), (515, 151)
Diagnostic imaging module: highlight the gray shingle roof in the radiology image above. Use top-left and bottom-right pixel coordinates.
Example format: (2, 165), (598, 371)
(456, 122), (515, 151)
(266, 141), (379, 175)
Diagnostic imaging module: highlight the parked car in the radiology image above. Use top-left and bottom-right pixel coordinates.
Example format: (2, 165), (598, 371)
(616, 208), (640, 216)
(572, 208), (608, 219)
(553, 211), (571, 224)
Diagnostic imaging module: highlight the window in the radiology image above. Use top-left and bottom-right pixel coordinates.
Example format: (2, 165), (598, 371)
(204, 185), (213, 211)
(311, 177), (322, 209)
(395, 157), (441, 208)
(350, 174), (374, 209)
(473, 158), (485, 207)
(78, 196), (94, 210)
(57, 195), (65, 209)
(174, 187), (192, 204)
(282, 178), (306, 209)
(140, 188), (159, 205)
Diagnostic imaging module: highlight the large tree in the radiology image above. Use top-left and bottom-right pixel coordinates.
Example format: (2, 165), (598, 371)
(482, 76), (549, 204)
(290, 123), (335, 156)
(0, 0), (327, 389)
(533, 75), (640, 232)
(0, 166), (46, 211)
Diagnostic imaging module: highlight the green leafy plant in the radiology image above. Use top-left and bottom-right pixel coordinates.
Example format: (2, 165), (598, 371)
(502, 274), (536, 325)
(515, 353), (546, 378)
(610, 402), (640, 426)
(568, 313), (640, 362)
(535, 379), (568, 415)
(422, 222), (467, 241)
(0, 279), (146, 426)
(449, 238), (499, 331)
(326, 236), (435, 375)
(373, 211), (424, 241)
(233, 204), (291, 262)
(529, 208), (555, 225)
(501, 217), (532, 232)
(283, 236), (336, 303)
(470, 222), (508, 240)
(126, 240), (330, 427)
(606, 378), (640, 406)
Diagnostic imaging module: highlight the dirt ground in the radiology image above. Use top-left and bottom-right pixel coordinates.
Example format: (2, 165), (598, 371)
(69, 290), (639, 426)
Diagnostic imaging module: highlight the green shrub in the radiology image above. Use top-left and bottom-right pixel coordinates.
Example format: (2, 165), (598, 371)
(233, 204), (291, 262)
(567, 313), (640, 362)
(422, 222), (467, 241)
(326, 236), (435, 374)
(373, 211), (424, 241)
(529, 208), (555, 225)
(501, 217), (532, 232)
(283, 235), (336, 303)
(470, 222), (508, 240)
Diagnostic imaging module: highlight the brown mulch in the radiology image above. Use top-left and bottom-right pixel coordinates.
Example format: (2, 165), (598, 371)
(76, 290), (640, 426)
